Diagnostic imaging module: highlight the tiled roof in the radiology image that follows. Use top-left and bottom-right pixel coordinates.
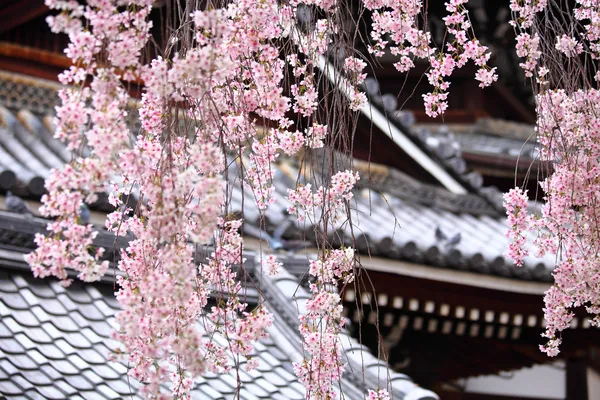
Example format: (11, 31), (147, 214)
(0, 102), (553, 281)
(233, 158), (555, 282)
(0, 106), (66, 196)
(413, 121), (538, 161)
(0, 223), (437, 399)
(0, 73), (553, 281)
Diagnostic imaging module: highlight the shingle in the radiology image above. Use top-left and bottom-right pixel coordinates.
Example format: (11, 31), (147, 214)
(0, 271), (18, 292)
(90, 364), (121, 380)
(82, 369), (104, 385)
(0, 359), (19, 376)
(243, 382), (269, 397)
(64, 374), (95, 391)
(62, 331), (92, 349)
(30, 306), (50, 324)
(15, 333), (36, 350)
(273, 366), (296, 383)
(55, 380), (78, 396)
(1, 293), (29, 310)
(11, 310), (39, 327)
(0, 322), (12, 338)
(266, 345), (287, 362)
(12, 374), (35, 391)
(9, 354), (37, 371)
(65, 287), (93, 304)
(262, 371), (288, 387)
(26, 281), (57, 298)
(254, 378), (278, 393)
(79, 390), (110, 400)
(70, 311), (92, 329)
(77, 303), (105, 321)
(95, 299), (115, 317)
(220, 373), (239, 389)
(56, 293), (78, 312)
(39, 364), (62, 380)
(37, 384), (66, 400)
(78, 348), (106, 364)
(67, 354), (89, 370)
(0, 380), (22, 395)
(197, 384), (225, 399)
(88, 320), (113, 337)
(19, 289), (40, 306)
(279, 385), (305, 399)
(29, 350), (48, 368)
(38, 298), (68, 316)
(97, 384), (121, 399)
(0, 338), (23, 354)
(24, 389), (47, 400)
(239, 387), (261, 400)
(0, 301), (10, 317)
(206, 378), (235, 394)
(20, 369), (53, 386)
(106, 377), (137, 395)
(51, 359), (79, 375)
(25, 327), (52, 344)
(54, 339), (76, 355)
(80, 327), (103, 344)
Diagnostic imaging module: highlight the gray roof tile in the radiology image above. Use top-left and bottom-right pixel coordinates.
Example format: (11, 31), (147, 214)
(11, 310), (38, 327)
(38, 298), (68, 316)
(239, 387), (261, 400)
(1, 294), (28, 310)
(8, 354), (37, 370)
(39, 364), (61, 380)
(34, 344), (63, 360)
(51, 359), (79, 375)
(0, 380), (22, 395)
(24, 391), (47, 400)
(20, 369), (52, 386)
(0, 321), (14, 338)
(30, 307), (50, 324)
(0, 339), (24, 355)
(244, 382), (269, 397)
(10, 374), (33, 391)
(55, 379), (77, 396)
(64, 374), (95, 391)
(0, 267), (300, 399)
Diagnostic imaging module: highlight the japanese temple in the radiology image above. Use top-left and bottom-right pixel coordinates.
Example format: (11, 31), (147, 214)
(0, 1), (599, 400)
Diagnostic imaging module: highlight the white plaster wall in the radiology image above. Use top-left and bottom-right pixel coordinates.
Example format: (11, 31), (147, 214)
(587, 367), (600, 399)
(461, 362), (566, 399)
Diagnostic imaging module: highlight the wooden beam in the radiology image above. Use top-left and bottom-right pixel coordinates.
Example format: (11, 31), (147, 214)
(0, 0), (48, 35)
(0, 41), (71, 70)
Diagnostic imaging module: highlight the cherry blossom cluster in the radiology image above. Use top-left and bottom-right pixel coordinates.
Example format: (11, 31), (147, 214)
(505, 88), (600, 356)
(503, 188), (531, 267)
(33, 0), (485, 396)
(505, 0), (600, 357)
(367, 389), (391, 400)
(289, 171), (359, 399)
(26, 0), (153, 286)
(364, 0), (496, 117)
(287, 170), (359, 223)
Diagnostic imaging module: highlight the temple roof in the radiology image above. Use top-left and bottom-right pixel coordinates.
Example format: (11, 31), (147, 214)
(0, 212), (437, 400)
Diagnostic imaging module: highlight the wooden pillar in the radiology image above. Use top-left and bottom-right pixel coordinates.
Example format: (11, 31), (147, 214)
(566, 359), (588, 400)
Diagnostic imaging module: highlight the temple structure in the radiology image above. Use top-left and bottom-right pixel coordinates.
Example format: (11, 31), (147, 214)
(0, 1), (599, 400)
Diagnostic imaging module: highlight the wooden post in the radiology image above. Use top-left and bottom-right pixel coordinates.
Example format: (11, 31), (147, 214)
(566, 358), (588, 400)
